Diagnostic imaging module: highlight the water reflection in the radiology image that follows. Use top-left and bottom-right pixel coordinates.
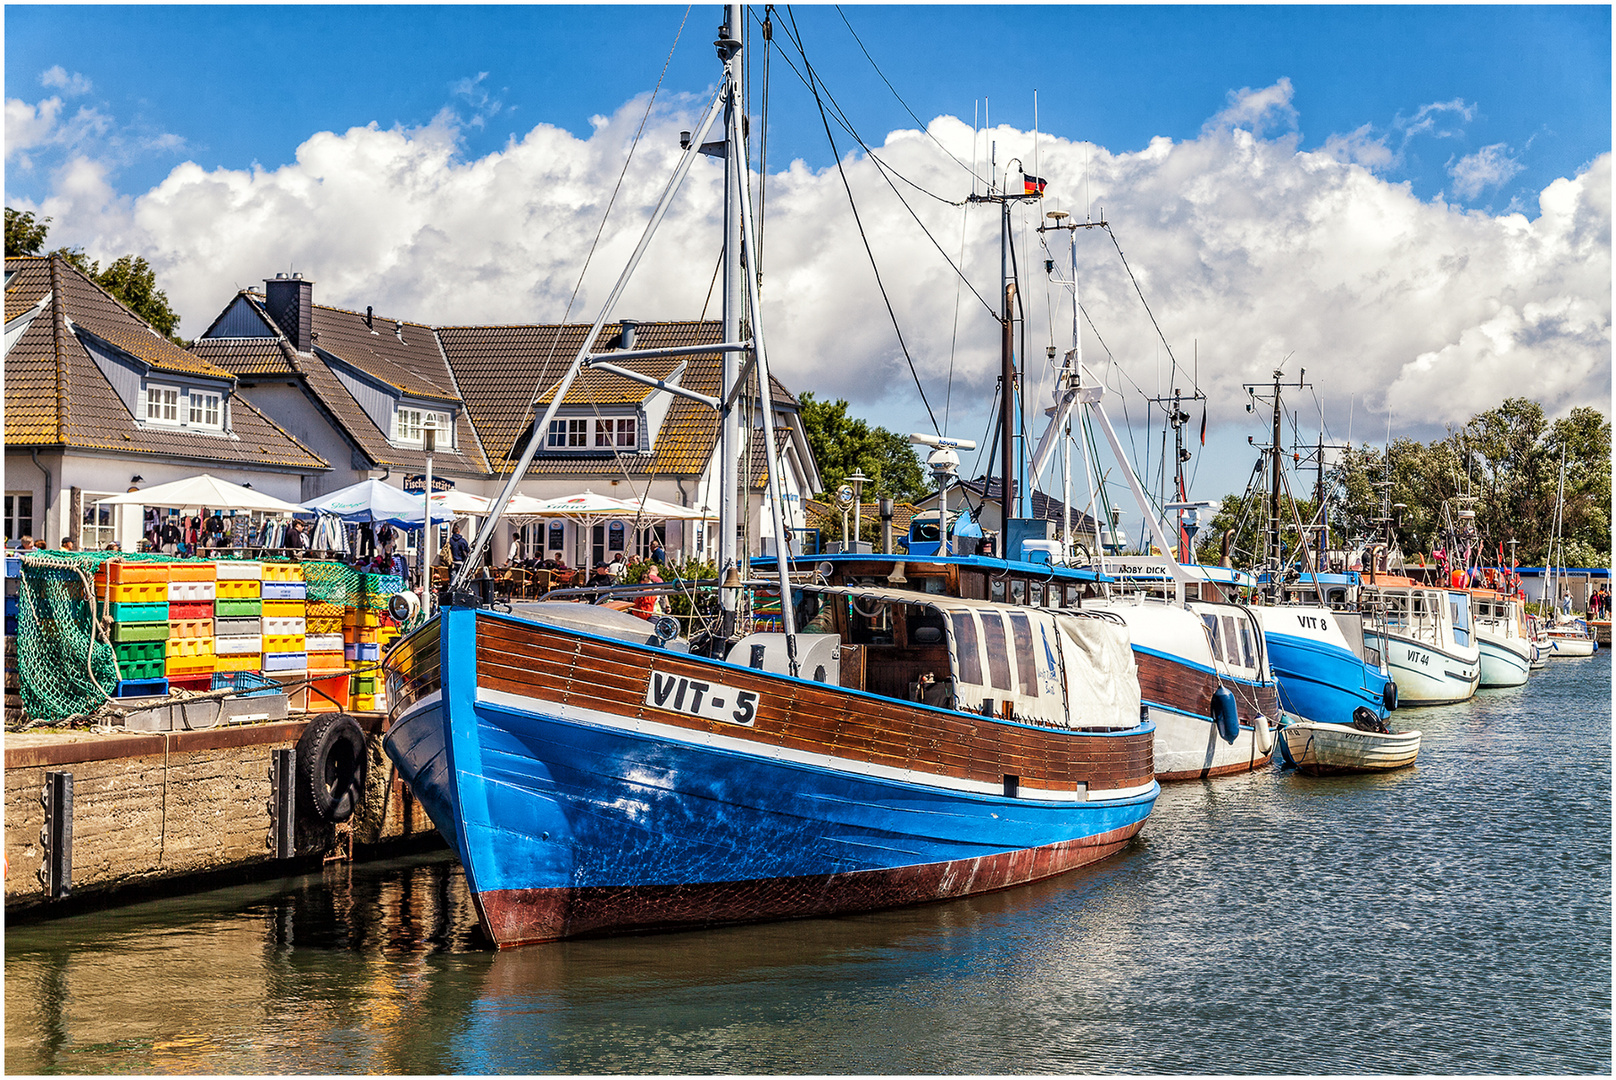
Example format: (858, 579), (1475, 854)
(5, 655), (1610, 1074)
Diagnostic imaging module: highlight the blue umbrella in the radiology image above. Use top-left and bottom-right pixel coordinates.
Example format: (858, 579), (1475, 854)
(298, 478), (456, 528)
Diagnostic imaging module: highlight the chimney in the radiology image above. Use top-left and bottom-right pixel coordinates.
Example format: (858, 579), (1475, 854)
(264, 272), (315, 352)
(619, 319), (639, 350)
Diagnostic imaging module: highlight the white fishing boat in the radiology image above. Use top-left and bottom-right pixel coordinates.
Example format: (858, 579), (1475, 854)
(1470, 590), (1533, 687)
(1547, 617), (1598, 657)
(1277, 713), (1421, 776)
(1358, 575), (1481, 705)
(1526, 613), (1552, 669)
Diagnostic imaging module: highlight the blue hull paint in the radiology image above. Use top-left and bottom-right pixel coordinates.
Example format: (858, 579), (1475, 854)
(384, 608), (1159, 942)
(1264, 631), (1391, 724)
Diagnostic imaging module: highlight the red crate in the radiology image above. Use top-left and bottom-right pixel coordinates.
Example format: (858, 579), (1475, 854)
(168, 673), (213, 693)
(168, 600), (214, 620)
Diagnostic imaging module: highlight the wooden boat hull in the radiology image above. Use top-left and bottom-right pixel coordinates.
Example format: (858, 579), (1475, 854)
(383, 607), (1160, 946)
(1278, 721), (1421, 775)
(1135, 647), (1277, 780)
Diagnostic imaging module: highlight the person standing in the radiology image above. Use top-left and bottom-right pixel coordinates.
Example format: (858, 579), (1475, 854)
(449, 523), (470, 566)
(650, 538), (666, 566)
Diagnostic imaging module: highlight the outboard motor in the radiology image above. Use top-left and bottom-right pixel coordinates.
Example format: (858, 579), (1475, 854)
(1352, 706), (1390, 734)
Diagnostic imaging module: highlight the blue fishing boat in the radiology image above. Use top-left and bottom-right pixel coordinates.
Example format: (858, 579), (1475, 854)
(382, 6), (1158, 947)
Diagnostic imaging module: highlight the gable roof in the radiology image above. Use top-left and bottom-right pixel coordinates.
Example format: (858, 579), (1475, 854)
(4, 255), (328, 471)
(440, 319), (801, 480)
(197, 290), (491, 478)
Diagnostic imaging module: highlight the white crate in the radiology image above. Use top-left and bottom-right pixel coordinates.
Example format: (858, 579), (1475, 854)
(214, 635), (263, 656)
(261, 616), (307, 636)
(214, 561), (263, 580)
(304, 633), (346, 653)
(168, 580), (217, 601)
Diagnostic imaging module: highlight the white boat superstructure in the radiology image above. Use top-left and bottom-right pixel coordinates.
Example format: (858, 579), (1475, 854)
(1547, 617), (1598, 657)
(1470, 592), (1532, 688)
(1359, 578), (1480, 705)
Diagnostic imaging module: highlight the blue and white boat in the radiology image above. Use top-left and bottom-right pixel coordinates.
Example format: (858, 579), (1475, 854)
(1254, 573), (1398, 724)
(382, 7), (1158, 947)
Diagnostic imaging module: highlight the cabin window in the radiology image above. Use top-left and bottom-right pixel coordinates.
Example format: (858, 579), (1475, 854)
(989, 579), (1006, 603)
(1028, 582), (1044, 606)
(950, 613), (982, 685)
(978, 612), (1014, 691)
(1202, 613), (1223, 662)
(1065, 583), (1083, 607)
(1238, 620), (1256, 669)
(1008, 613), (1039, 698)
(1223, 616), (1242, 667)
(1009, 579), (1026, 605)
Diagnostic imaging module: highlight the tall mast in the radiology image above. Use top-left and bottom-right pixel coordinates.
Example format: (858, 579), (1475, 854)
(1269, 369), (1283, 567)
(717, 3), (744, 635)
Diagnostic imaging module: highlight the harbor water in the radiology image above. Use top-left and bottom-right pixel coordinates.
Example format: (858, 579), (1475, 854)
(6, 653), (1609, 1074)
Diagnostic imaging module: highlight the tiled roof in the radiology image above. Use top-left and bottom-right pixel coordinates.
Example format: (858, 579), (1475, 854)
(5, 257), (51, 321)
(4, 254), (327, 470)
(199, 292), (491, 478)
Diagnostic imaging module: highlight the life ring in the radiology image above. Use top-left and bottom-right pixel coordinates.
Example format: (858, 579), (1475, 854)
(1211, 688), (1239, 744)
(296, 713), (369, 824)
(1253, 713), (1273, 756)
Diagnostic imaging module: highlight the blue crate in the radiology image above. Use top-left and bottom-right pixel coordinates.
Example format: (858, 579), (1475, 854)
(261, 581), (308, 601)
(115, 677), (169, 698)
(211, 670), (280, 699)
(261, 651), (307, 673)
(4, 597), (16, 617)
(6, 556), (19, 578)
(5, 615), (16, 638)
(344, 642), (381, 662)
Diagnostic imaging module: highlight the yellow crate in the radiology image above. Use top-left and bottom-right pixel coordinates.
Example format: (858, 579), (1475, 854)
(262, 599), (306, 620)
(95, 579), (168, 603)
(306, 615), (343, 636)
(307, 601), (345, 619)
(262, 633), (305, 654)
(261, 563), (305, 583)
(164, 636), (215, 660)
(346, 610), (383, 629)
(165, 655), (216, 675)
(213, 652), (262, 673)
(215, 578), (261, 599)
(348, 693), (379, 712)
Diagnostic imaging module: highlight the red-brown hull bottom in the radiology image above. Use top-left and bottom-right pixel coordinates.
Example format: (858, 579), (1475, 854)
(1156, 750), (1275, 783)
(471, 819), (1147, 947)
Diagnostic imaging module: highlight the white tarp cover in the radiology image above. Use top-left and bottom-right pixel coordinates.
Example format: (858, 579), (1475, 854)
(1052, 611), (1142, 730)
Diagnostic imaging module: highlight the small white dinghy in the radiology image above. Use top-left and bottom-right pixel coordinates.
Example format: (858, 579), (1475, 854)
(1278, 708), (1422, 776)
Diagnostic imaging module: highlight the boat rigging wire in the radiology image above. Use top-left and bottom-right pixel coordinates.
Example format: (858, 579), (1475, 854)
(784, 5), (941, 435)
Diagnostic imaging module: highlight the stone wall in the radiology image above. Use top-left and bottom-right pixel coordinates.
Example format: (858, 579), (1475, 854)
(5, 718), (441, 914)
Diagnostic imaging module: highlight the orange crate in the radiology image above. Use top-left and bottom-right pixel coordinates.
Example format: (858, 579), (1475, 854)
(168, 618), (214, 639)
(306, 672), (349, 712)
(168, 563), (217, 582)
(97, 562), (170, 585)
(306, 650), (345, 673)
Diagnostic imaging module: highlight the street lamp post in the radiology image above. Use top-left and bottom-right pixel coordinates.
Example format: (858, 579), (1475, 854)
(422, 420), (436, 616)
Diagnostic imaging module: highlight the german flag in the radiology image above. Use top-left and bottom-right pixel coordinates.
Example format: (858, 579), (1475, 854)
(1023, 174), (1047, 196)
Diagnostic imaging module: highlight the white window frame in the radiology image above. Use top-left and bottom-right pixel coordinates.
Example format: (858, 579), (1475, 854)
(547, 418), (589, 449)
(393, 406), (454, 449)
(146, 384), (180, 424)
(4, 492), (35, 545)
(80, 491), (119, 552)
(594, 416), (637, 450)
(188, 389), (223, 429)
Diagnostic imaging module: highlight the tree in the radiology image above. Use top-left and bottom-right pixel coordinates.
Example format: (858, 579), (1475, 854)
(3, 207), (184, 344)
(797, 392), (930, 502)
(5, 208), (49, 256)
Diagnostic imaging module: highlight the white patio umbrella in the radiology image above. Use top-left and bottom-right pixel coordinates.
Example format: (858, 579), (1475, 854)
(430, 490), (493, 515)
(96, 474), (303, 514)
(617, 493), (717, 521)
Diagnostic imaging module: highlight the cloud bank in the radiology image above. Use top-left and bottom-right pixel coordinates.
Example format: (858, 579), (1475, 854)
(9, 79), (1609, 450)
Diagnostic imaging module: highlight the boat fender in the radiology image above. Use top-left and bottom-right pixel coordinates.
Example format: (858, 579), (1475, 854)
(1211, 688), (1239, 744)
(1253, 713), (1273, 755)
(296, 713), (370, 825)
(1382, 680), (1399, 711)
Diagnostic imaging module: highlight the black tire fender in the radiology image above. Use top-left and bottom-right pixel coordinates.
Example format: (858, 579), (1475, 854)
(296, 713), (369, 824)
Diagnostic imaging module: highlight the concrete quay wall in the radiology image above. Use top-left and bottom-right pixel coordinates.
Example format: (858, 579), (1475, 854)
(5, 715), (440, 915)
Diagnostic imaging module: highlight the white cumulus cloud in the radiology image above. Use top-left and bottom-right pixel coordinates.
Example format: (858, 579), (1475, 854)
(39, 66), (92, 96)
(11, 80), (1608, 458)
(1449, 143), (1526, 201)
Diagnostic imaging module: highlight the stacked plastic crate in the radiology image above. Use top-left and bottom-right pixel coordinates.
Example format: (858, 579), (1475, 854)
(344, 572), (389, 712)
(260, 563), (307, 703)
(213, 562), (263, 678)
(97, 561), (172, 697)
(306, 582), (348, 713)
(164, 563), (216, 691)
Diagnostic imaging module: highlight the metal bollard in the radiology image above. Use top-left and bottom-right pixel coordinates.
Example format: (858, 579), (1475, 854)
(267, 747), (297, 859)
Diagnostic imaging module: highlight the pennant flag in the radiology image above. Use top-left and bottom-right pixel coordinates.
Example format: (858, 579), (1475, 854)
(1023, 175), (1047, 196)
(1200, 407), (1207, 446)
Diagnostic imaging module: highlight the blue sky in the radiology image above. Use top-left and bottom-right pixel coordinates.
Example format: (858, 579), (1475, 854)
(6, 5), (1611, 508)
(7, 5), (1608, 210)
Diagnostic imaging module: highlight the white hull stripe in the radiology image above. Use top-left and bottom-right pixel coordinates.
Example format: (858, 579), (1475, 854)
(474, 686), (1155, 805)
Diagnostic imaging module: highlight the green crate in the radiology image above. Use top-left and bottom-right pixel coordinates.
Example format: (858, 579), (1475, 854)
(108, 601), (169, 623)
(117, 657), (166, 681)
(109, 621), (171, 643)
(350, 675), (378, 695)
(115, 640), (165, 664)
(215, 598), (263, 618)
